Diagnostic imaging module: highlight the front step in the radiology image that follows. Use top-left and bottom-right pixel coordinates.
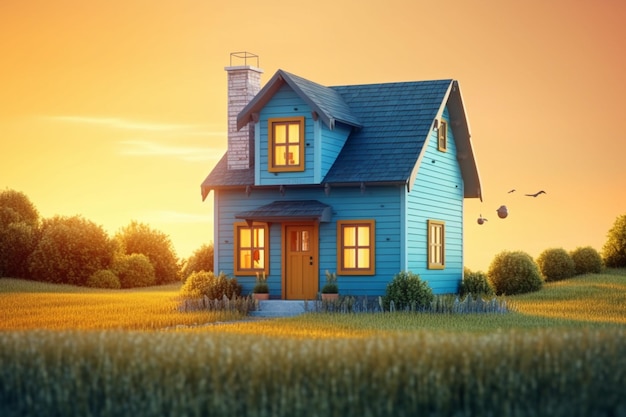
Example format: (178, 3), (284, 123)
(249, 300), (308, 318)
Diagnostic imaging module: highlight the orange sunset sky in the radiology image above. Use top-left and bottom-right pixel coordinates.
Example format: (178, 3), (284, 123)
(1, 0), (625, 271)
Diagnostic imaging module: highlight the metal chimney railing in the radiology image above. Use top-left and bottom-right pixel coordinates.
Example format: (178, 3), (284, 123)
(229, 51), (259, 67)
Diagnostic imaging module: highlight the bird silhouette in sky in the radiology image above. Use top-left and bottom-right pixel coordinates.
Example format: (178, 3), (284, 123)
(525, 190), (546, 197)
(508, 189), (516, 193)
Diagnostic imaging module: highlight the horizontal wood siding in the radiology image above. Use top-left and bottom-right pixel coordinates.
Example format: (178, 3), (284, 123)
(214, 189), (285, 296)
(320, 122), (351, 179)
(406, 107), (464, 293)
(213, 186), (403, 297)
(258, 85), (315, 186)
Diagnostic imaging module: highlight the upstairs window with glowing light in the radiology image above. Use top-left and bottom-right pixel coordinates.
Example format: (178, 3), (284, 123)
(234, 222), (268, 275)
(438, 120), (448, 152)
(337, 220), (375, 275)
(427, 220), (445, 269)
(268, 117), (305, 172)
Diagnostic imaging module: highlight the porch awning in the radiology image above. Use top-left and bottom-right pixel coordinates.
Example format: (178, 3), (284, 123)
(235, 200), (332, 223)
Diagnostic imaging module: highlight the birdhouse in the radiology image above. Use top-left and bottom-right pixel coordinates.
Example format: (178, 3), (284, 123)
(497, 205), (508, 219)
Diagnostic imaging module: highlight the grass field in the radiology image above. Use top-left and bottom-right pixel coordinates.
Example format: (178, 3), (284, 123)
(0, 279), (243, 330)
(1, 271), (626, 416)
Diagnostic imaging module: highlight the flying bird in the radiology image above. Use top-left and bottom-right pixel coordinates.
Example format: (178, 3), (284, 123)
(507, 189), (516, 193)
(525, 190), (547, 197)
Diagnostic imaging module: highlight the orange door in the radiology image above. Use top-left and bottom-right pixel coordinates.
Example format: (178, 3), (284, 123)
(285, 224), (318, 300)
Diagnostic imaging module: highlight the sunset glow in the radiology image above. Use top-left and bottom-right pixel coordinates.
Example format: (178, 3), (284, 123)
(2, 0), (625, 270)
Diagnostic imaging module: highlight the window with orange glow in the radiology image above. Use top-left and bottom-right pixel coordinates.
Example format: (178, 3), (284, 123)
(438, 120), (448, 152)
(234, 222), (268, 275)
(268, 117), (304, 172)
(337, 220), (375, 275)
(427, 220), (445, 269)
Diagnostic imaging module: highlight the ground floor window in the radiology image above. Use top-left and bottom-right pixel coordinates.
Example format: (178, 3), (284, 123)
(234, 222), (268, 275)
(336, 220), (375, 275)
(427, 220), (445, 269)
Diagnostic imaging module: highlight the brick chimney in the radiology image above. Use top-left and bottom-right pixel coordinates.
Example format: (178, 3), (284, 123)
(225, 52), (263, 170)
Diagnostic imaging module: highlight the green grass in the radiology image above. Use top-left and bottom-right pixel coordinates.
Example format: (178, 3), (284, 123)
(1, 271), (626, 416)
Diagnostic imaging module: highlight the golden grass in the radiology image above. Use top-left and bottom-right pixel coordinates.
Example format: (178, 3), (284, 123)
(2, 272), (626, 416)
(509, 272), (626, 324)
(0, 279), (244, 330)
(2, 270), (625, 334)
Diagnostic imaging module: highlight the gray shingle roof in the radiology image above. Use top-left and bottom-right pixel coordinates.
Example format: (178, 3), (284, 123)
(200, 153), (254, 200)
(237, 69), (362, 130)
(323, 80), (452, 184)
(202, 71), (481, 200)
(235, 200), (332, 223)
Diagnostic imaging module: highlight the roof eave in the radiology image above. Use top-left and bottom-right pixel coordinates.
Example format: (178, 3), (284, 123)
(447, 81), (483, 201)
(237, 70), (361, 131)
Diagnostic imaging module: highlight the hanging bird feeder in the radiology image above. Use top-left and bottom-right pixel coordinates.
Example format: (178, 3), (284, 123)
(497, 205), (508, 219)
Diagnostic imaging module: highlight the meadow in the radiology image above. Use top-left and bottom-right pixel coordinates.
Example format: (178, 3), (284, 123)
(1, 271), (626, 416)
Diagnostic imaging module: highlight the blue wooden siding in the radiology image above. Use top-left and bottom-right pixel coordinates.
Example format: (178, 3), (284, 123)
(256, 84), (351, 187)
(405, 107), (464, 293)
(212, 185), (404, 297)
(257, 86), (315, 186)
(319, 122), (351, 180)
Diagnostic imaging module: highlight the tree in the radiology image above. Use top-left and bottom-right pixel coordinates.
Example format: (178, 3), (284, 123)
(602, 214), (626, 268)
(181, 243), (214, 281)
(28, 215), (116, 285)
(0, 189), (39, 278)
(0, 222), (37, 278)
(115, 221), (180, 284)
(0, 189), (39, 227)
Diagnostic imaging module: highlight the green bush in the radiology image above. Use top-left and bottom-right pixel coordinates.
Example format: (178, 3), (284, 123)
(321, 270), (338, 294)
(28, 215), (116, 286)
(115, 221), (180, 284)
(382, 271), (434, 311)
(459, 268), (494, 297)
(181, 243), (214, 281)
(86, 269), (121, 289)
(488, 251), (543, 295)
(180, 271), (242, 300)
(570, 246), (603, 275)
(113, 254), (156, 288)
(536, 248), (576, 282)
(602, 214), (626, 267)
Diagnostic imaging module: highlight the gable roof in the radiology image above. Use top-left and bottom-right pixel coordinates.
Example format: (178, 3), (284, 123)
(324, 79), (481, 199)
(202, 71), (481, 201)
(237, 69), (362, 130)
(323, 79), (451, 184)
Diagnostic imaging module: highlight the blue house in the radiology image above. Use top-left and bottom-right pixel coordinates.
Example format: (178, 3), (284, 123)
(201, 59), (482, 299)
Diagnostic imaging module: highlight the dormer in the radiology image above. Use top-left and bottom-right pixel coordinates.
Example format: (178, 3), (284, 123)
(237, 70), (362, 186)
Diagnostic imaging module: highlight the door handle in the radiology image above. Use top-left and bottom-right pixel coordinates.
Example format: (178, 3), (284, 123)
(309, 256), (313, 266)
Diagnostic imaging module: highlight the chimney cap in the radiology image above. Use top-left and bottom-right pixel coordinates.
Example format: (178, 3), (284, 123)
(229, 51), (259, 67)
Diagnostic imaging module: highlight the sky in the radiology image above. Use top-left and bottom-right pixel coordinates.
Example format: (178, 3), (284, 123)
(1, 0), (625, 271)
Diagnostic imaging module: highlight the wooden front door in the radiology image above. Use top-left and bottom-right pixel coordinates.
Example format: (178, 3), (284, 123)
(284, 224), (318, 300)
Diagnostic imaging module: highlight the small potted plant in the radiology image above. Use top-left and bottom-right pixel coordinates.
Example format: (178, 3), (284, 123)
(321, 270), (339, 301)
(253, 272), (269, 300)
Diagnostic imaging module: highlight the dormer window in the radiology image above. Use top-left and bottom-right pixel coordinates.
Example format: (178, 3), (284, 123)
(269, 117), (305, 172)
(438, 120), (448, 152)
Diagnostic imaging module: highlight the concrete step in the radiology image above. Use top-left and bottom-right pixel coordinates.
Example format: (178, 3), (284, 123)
(249, 300), (308, 317)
